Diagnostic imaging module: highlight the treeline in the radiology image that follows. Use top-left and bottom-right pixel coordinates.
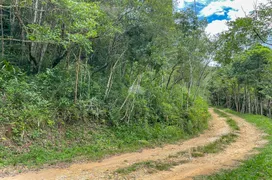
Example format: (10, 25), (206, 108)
(0, 0), (212, 144)
(209, 1), (272, 117)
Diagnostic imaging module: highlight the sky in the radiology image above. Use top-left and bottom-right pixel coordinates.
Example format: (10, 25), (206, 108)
(176, 0), (269, 35)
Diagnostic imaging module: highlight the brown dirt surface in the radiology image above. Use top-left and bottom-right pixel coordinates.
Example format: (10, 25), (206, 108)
(0, 109), (267, 180)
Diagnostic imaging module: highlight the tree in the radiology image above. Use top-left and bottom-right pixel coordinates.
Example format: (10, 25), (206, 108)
(1, 0), (102, 73)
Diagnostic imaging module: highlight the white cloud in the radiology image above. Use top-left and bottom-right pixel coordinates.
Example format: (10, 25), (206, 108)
(176, 0), (269, 35)
(227, 9), (244, 20)
(215, 11), (225, 16)
(200, 0), (269, 35)
(200, 2), (227, 17)
(176, 0), (185, 9)
(184, 0), (209, 3)
(205, 20), (229, 35)
(200, 0), (269, 20)
(176, 0), (211, 8)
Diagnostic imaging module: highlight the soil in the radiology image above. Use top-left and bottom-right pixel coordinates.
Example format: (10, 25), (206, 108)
(0, 109), (267, 180)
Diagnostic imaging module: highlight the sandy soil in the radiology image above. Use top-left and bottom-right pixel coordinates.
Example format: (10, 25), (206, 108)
(0, 109), (266, 180)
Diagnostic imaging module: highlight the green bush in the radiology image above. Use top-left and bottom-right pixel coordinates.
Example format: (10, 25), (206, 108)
(187, 97), (209, 134)
(0, 63), (209, 166)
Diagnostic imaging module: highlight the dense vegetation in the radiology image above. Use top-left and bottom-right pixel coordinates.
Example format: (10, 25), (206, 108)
(0, 0), (271, 171)
(0, 0), (211, 166)
(208, 1), (272, 117)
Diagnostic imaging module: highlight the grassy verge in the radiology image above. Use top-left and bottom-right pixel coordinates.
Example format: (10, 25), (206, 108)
(0, 123), (199, 171)
(197, 110), (272, 179)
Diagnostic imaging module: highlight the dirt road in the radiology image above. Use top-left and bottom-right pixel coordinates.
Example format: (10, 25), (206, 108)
(1, 109), (266, 180)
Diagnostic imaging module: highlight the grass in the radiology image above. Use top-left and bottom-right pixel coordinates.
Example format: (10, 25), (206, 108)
(115, 160), (176, 175)
(191, 133), (238, 157)
(115, 150), (190, 175)
(214, 109), (240, 131)
(226, 118), (240, 131)
(196, 110), (272, 179)
(189, 108), (240, 156)
(115, 158), (190, 175)
(115, 132), (238, 175)
(213, 109), (229, 118)
(115, 133), (238, 175)
(0, 123), (201, 170)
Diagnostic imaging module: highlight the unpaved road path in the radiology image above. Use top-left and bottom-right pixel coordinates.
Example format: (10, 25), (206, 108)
(1, 109), (266, 180)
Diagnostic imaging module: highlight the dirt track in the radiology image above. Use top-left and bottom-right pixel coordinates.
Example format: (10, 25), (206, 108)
(1, 109), (266, 180)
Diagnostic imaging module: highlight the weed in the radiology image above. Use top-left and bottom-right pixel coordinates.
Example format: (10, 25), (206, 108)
(192, 134), (238, 157)
(226, 118), (240, 131)
(115, 159), (186, 175)
(214, 109), (240, 131)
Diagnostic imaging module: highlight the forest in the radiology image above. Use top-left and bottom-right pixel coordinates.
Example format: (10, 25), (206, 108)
(0, 0), (271, 177)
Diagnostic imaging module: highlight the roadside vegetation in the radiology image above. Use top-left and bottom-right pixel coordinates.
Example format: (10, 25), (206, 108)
(0, 0), (211, 169)
(0, 123), (193, 168)
(0, 0), (271, 177)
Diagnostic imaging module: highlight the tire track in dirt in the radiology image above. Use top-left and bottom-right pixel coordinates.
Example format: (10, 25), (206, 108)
(142, 110), (267, 180)
(1, 109), (265, 180)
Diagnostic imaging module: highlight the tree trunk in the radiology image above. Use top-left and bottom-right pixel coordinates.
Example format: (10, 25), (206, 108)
(237, 84), (241, 112)
(104, 49), (126, 100)
(187, 58), (193, 109)
(227, 95), (230, 108)
(74, 49), (81, 104)
(193, 59), (210, 102)
(33, 0), (39, 23)
(241, 86), (247, 113)
(30, 0), (39, 72)
(38, 43), (48, 72)
(39, 5), (44, 25)
(255, 97), (258, 114)
(166, 61), (179, 89)
(217, 92), (220, 107)
(37, 3), (46, 73)
(260, 99), (263, 116)
(12, 0), (18, 23)
(247, 86), (251, 114)
(268, 100), (271, 118)
(0, 1), (4, 58)
(234, 86), (239, 112)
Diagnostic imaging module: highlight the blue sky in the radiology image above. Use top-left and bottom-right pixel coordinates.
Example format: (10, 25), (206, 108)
(176, 0), (269, 35)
